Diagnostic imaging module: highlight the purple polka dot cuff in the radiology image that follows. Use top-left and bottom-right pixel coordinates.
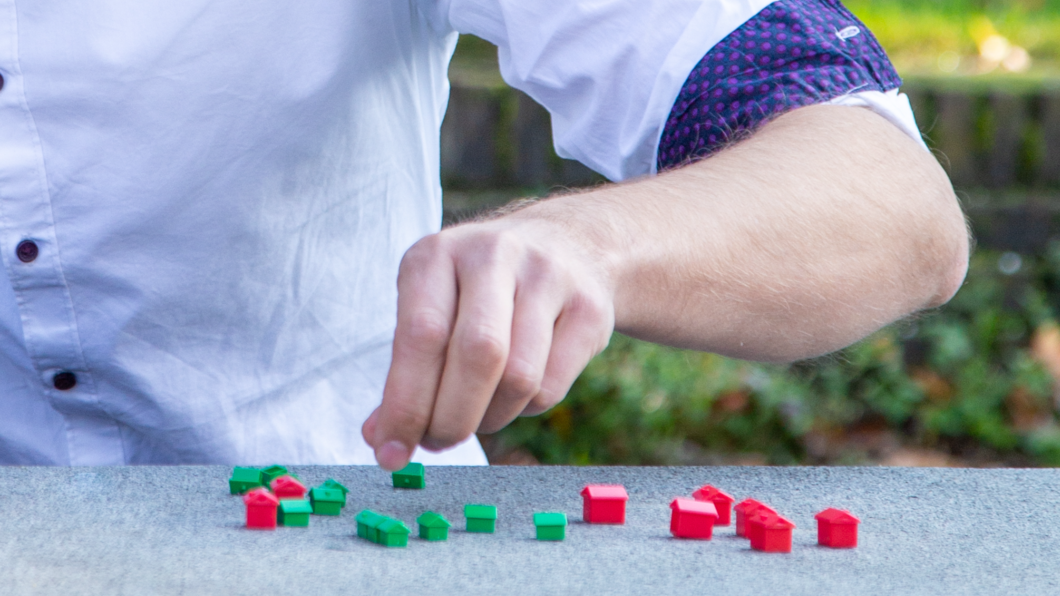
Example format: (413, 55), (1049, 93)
(657, 0), (902, 171)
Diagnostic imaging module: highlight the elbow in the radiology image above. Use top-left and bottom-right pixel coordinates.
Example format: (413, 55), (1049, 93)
(920, 180), (970, 310)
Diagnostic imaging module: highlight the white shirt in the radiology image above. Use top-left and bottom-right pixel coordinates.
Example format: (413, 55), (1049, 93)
(0, 0), (918, 465)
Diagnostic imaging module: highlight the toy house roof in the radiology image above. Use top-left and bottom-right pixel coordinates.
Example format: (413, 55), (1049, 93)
(271, 475), (306, 491)
(417, 512), (452, 528)
(261, 465), (288, 477)
(279, 499), (313, 514)
(533, 512), (568, 527)
(580, 485), (629, 501)
(815, 508), (860, 525)
(322, 479), (349, 496)
(355, 510), (386, 526)
(464, 504), (498, 520)
(734, 498), (764, 512)
(735, 499), (776, 515)
(377, 518), (410, 535)
(393, 462), (424, 477)
(243, 488), (279, 506)
(692, 485), (734, 503)
(670, 497), (718, 517)
(760, 515), (796, 530)
(310, 487), (344, 503)
(230, 467), (263, 482)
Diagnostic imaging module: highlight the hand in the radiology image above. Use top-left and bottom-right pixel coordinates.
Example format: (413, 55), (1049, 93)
(362, 205), (616, 470)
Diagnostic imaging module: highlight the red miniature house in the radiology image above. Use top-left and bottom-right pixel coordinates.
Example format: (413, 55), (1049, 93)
(270, 475), (307, 499)
(669, 498), (718, 540)
(750, 513), (795, 553)
(746, 509), (777, 546)
(244, 488), (280, 530)
(692, 485), (735, 526)
(581, 485), (629, 524)
(734, 499), (776, 538)
(815, 508), (860, 548)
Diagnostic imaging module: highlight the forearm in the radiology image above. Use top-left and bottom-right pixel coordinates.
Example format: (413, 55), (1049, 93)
(507, 105), (969, 362)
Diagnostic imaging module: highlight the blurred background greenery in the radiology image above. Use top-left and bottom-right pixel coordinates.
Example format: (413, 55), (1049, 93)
(447, 0), (1060, 467)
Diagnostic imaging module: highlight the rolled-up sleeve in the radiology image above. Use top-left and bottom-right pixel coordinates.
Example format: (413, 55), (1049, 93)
(427, 0), (777, 181)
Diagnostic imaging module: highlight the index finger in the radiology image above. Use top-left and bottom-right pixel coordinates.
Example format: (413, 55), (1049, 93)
(366, 240), (457, 470)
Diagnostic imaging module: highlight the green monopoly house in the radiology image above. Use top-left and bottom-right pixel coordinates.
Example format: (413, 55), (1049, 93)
(309, 487), (345, 516)
(260, 465), (289, 487)
(356, 510), (387, 543)
(533, 512), (567, 541)
(322, 479), (349, 500)
(417, 511), (452, 541)
(376, 518), (411, 548)
(278, 499), (312, 527)
(392, 463), (425, 489)
(228, 467), (263, 495)
(464, 504), (498, 533)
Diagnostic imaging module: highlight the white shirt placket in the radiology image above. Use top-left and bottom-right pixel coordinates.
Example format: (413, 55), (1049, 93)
(0, 1), (123, 465)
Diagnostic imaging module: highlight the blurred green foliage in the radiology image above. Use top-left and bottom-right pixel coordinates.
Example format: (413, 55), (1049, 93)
(844, 0), (1060, 76)
(491, 247), (1060, 466)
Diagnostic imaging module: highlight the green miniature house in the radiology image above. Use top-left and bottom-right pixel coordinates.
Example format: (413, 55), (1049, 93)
(228, 467), (263, 495)
(322, 479), (349, 501)
(260, 465), (289, 487)
(464, 504), (498, 533)
(356, 510), (387, 543)
(309, 487), (345, 516)
(277, 499), (312, 527)
(533, 512), (567, 541)
(392, 462), (425, 489)
(417, 511), (452, 541)
(376, 518), (411, 548)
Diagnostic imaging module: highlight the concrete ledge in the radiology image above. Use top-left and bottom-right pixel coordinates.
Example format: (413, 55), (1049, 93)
(1, 465), (1056, 595)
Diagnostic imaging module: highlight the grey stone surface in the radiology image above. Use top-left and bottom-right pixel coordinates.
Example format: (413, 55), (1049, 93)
(1, 465), (1057, 595)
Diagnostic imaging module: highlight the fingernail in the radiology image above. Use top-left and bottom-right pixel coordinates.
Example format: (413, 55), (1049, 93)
(376, 441), (411, 471)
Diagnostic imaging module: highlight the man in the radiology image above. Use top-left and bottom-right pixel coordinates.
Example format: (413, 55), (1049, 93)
(0, 0), (966, 467)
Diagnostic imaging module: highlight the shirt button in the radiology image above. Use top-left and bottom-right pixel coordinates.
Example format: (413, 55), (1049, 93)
(53, 371), (77, 391)
(16, 240), (38, 263)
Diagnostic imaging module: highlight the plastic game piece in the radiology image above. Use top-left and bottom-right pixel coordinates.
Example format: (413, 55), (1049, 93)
(376, 518), (411, 547)
(243, 488), (279, 530)
(464, 504), (498, 533)
(260, 465), (289, 487)
(815, 508), (860, 548)
(580, 485), (629, 524)
(417, 511), (452, 541)
(322, 479), (350, 501)
(669, 498), (718, 540)
(309, 487), (345, 516)
(750, 514), (795, 553)
(392, 462), (425, 489)
(356, 510), (387, 543)
(734, 499), (776, 538)
(533, 512), (567, 541)
(692, 485), (735, 526)
(229, 467), (264, 495)
(270, 475), (307, 499)
(746, 509), (777, 546)
(277, 499), (313, 527)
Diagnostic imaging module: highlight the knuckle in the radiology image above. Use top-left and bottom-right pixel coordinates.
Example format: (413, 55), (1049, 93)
(499, 362), (543, 401)
(382, 402), (431, 439)
(525, 388), (563, 416)
(521, 250), (562, 287)
(456, 326), (508, 365)
(402, 311), (452, 350)
(399, 236), (446, 277)
(567, 291), (612, 327)
(462, 229), (522, 269)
